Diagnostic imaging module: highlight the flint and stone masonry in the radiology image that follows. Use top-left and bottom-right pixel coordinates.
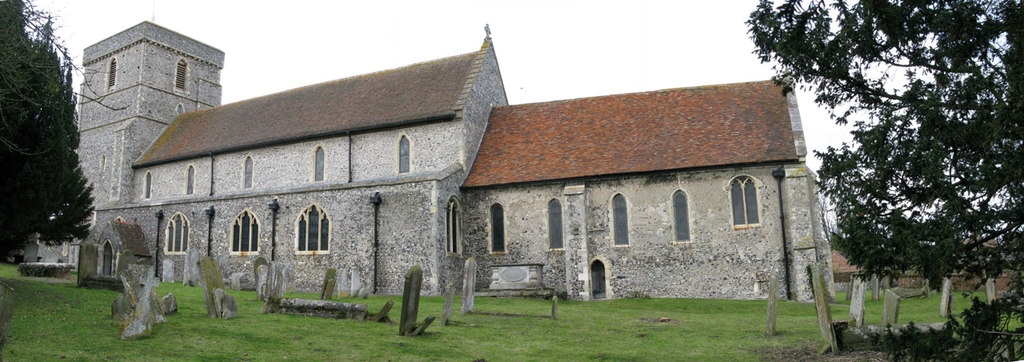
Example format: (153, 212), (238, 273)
(78, 22), (832, 301)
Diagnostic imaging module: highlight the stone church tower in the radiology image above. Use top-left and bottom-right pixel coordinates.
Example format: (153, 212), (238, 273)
(77, 22), (224, 206)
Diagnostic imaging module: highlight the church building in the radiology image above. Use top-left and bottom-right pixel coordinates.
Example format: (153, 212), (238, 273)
(78, 22), (832, 301)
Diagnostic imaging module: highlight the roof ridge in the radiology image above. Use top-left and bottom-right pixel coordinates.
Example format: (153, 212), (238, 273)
(496, 79), (778, 108)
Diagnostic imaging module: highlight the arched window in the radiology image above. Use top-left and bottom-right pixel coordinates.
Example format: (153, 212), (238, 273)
(232, 210), (260, 253)
(730, 176), (760, 227)
(186, 166), (195, 195)
(398, 136), (410, 174)
(175, 59), (187, 91)
(313, 147), (325, 182)
(102, 240), (113, 276)
(446, 197), (461, 254)
(243, 156), (253, 189)
(548, 199), (563, 249)
(144, 172), (152, 199)
(490, 203), (505, 253)
(107, 58), (117, 91)
(166, 213), (189, 253)
(612, 194), (629, 246)
(297, 205), (330, 252)
(672, 190), (691, 241)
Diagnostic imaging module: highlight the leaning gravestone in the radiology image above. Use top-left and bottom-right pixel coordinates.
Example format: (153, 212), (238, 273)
(214, 288), (238, 319)
(256, 265), (270, 302)
(811, 264), (838, 355)
(883, 289), (901, 325)
(252, 256), (268, 285)
(321, 268), (337, 300)
(261, 262), (286, 314)
(198, 257), (227, 318)
(118, 264), (164, 339)
(112, 294), (131, 319)
(939, 277), (953, 318)
(115, 250), (137, 278)
(161, 259), (175, 282)
(461, 258), (477, 314)
(441, 284), (454, 326)
(183, 249), (202, 286)
(400, 266), (423, 336)
(0, 281), (15, 356)
(161, 293), (178, 315)
(850, 277), (867, 327)
(357, 286), (370, 299)
(77, 243), (98, 286)
(766, 272), (778, 336)
(282, 260), (296, 293)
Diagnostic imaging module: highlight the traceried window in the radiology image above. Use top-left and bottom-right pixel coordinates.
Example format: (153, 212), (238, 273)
(730, 176), (760, 227)
(672, 190), (691, 241)
(175, 59), (187, 91)
(144, 172), (152, 199)
(446, 197), (461, 254)
(297, 205), (329, 252)
(314, 147), (325, 182)
(398, 136), (410, 173)
(548, 199), (563, 249)
(231, 210), (260, 253)
(107, 58), (117, 91)
(243, 156), (253, 189)
(612, 194), (629, 246)
(186, 166), (195, 195)
(166, 213), (189, 253)
(490, 203), (505, 253)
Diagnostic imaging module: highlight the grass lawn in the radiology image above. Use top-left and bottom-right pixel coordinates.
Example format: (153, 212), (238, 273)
(0, 264), (979, 361)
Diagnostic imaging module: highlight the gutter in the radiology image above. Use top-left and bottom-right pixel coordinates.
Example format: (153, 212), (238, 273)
(772, 166), (793, 300)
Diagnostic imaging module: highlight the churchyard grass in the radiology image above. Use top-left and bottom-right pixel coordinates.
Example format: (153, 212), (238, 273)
(0, 264), (981, 361)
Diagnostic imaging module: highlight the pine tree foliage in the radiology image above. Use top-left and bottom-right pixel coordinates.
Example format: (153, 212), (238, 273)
(0, 0), (94, 258)
(749, 0), (1023, 356)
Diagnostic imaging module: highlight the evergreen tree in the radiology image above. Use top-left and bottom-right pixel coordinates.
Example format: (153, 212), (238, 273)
(749, 0), (1022, 357)
(0, 0), (93, 259)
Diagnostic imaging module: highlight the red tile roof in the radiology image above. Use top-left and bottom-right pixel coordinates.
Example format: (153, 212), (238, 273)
(137, 49), (484, 166)
(463, 81), (800, 187)
(113, 221), (150, 257)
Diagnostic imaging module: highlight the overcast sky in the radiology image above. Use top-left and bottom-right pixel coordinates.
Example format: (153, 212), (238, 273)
(37, 0), (851, 172)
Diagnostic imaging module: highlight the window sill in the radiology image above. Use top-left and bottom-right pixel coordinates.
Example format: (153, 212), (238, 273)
(164, 251), (186, 256)
(733, 224), (761, 231)
(295, 250), (329, 256)
(230, 251), (260, 257)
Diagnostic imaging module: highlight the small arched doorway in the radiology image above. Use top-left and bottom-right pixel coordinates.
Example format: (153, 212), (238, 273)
(590, 260), (606, 299)
(102, 241), (113, 276)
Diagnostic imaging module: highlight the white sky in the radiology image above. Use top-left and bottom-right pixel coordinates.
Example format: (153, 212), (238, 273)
(37, 0), (852, 172)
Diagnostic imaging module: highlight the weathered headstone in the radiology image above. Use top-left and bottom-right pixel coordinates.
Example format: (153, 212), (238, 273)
(766, 272), (778, 336)
(461, 258), (476, 314)
(229, 272), (246, 291)
(400, 266), (423, 336)
(939, 277), (953, 318)
(252, 256), (268, 286)
(77, 243), (98, 286)
(349, 268), (361, 297)
(986, 278), (996, 304)
(118, 264), (163, 339)
(811, 264), (838, 354)
(161, 293), (178, 315)
(368, 300), (394, 323)
(845, 281), (853, 302)
(261, 262), (286, 314)
(183, 249), (202, 286)
(870, 274), (880, 301)
(441, 284), (454, 326)
(357, 286), (370, 299)
(883, 289), (901, 325)
(214, 288), (238, 319)
(161, 259), (175, 282)
(850, 277), (867, 327)
(551, 294), (559, 320)
(0, 281), (15, 356)
(198, 257), (227, 318)
(256, 265), (269, 302)
(282, 260), (295, 293)
(320, 268), (337, 300)
(337, 269), (351, 298)
(112, 294), (131, 319)
(277, 298), (367, 319)
(115, 250), (137, 278)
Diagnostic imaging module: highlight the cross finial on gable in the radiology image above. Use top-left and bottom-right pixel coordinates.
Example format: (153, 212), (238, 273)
(484, 24), (491, 41)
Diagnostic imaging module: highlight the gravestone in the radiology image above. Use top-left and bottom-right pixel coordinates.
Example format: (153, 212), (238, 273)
(161, 259), (175, 282)
(870, 275), (880, 301)
(400, 266), (423, 336)
(115, 250), (136, 278)
(986, 278), (996, 304)
(183, 249), (202, 286)
(0, 281), (15, 355)
(277, 298), (367, 319)
(368, 300), (394, 323)
(282, 260), (295, 292)
(461, 258), (476, 314)
(198, 257), (227, 318)
(349, 268), (361, 296)
(118, 264), (163, 340)
(441, 284), (454, 326)
(357, 286), (369, 299)
(213, 288), (238, 319)
(939, 277), (953, 318)
(229, 272), (245, 291)
(850, 277), (867, 327)
(77, 243), (98, 286)
(161, 293), (178, 315)
(256, 265), (269, 302)
(252, 256), (268, 285)
(320, 268), (337, 300)
(811, 264), (838, 354)
(337, 269), (351, 298)
(261, 262), (286, 314)
(766, 272), (778, 336)
(112, 295), (131, 319)
(883, 289), (901, 325)
(551, 294), (559, 320)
